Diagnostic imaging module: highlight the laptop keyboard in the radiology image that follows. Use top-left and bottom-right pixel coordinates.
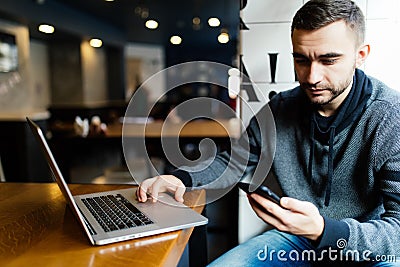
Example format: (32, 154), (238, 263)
(81, 194), (153, 232)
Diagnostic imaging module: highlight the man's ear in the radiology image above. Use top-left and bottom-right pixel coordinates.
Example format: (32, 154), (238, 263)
(356, 44), (370, 68)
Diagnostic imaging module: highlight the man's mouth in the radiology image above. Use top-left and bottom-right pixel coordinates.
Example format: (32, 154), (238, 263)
(308, 88), (326, 91)
(308, 88), (325, 94)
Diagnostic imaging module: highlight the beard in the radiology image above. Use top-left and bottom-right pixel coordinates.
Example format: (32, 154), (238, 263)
(300, 70), (354, 107)
(302, 82), (349, 106)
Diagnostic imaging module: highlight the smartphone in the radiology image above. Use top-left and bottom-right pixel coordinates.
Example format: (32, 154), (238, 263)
(237, 182), (281, 205)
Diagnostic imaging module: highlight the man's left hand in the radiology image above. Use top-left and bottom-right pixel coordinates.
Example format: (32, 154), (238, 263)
(248, 194), (324, 241)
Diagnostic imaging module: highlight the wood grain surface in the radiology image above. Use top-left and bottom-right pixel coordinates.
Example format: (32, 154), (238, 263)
(0, 183), (205, 267)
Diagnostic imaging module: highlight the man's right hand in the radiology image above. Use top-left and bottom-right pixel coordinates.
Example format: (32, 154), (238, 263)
(136, 175), (186, 203)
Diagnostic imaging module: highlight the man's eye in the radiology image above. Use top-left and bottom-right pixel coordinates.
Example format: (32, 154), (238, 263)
(322, 59), (337, 65)
(294, 59), (309, 64)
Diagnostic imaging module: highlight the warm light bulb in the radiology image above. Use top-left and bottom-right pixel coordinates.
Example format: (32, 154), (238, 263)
(38, 24), (55, 34)
(192, 17), (201, 25)
(208, 17), (220, 27)
(89, 38), (103, 48)
(218, 32), (229, 44)
(170, 35), (182, 45)
(145, 19), (158, 29)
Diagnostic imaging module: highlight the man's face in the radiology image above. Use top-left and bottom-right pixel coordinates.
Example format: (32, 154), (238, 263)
(292, 20), (359, 110)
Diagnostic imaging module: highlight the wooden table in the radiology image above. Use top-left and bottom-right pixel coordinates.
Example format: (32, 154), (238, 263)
(48, 118), (242, 256)
(106, 118), (242, 138)
(0, 182), (206, 267)
(48, 118), (242, 139)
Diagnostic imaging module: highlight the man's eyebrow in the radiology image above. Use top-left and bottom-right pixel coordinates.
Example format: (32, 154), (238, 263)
(292, 52), (343, 58)
(319, 52), (343, 58)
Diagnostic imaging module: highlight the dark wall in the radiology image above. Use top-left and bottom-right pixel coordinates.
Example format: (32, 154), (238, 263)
(106, 45), (126, 101)
(0, 120), (51, 182)
(49, 41), (83, 105)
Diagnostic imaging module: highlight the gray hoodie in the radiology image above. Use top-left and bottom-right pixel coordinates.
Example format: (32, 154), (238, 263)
(173, 70), (400, 260)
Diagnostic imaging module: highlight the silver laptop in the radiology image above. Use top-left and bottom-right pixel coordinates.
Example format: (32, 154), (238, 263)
(27, 117), (208, 246)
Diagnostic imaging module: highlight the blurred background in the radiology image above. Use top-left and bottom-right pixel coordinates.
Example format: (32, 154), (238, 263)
(1, 0), (399, 264)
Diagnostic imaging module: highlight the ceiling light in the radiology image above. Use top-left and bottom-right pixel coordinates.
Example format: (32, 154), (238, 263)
(218, 30), (229, 44)
(89, 38), (103, 48)
(192, 17), (201, 30)
(140, 8), (149, 19)
(145, 19), (158, 29)
(38, 24), (55, 34)
(134, 6), (149, 19)
(170, 35), (182, 45)
(192, 17), (201, 25)
(208, 17), (220, 27)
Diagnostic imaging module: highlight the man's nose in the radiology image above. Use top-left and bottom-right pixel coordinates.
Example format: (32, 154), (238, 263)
(306, 62), (323, 85)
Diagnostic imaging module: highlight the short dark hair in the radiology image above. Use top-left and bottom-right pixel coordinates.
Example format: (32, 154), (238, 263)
(291, 0), (365, 46)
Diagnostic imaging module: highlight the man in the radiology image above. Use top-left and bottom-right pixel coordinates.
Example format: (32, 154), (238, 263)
(137, 0), (400, 265)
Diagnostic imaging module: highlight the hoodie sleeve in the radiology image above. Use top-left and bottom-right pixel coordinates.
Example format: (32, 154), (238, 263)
(174, 115), (262, 189)
(340, 103), (400, 260)
(171, 104), (276, 190)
